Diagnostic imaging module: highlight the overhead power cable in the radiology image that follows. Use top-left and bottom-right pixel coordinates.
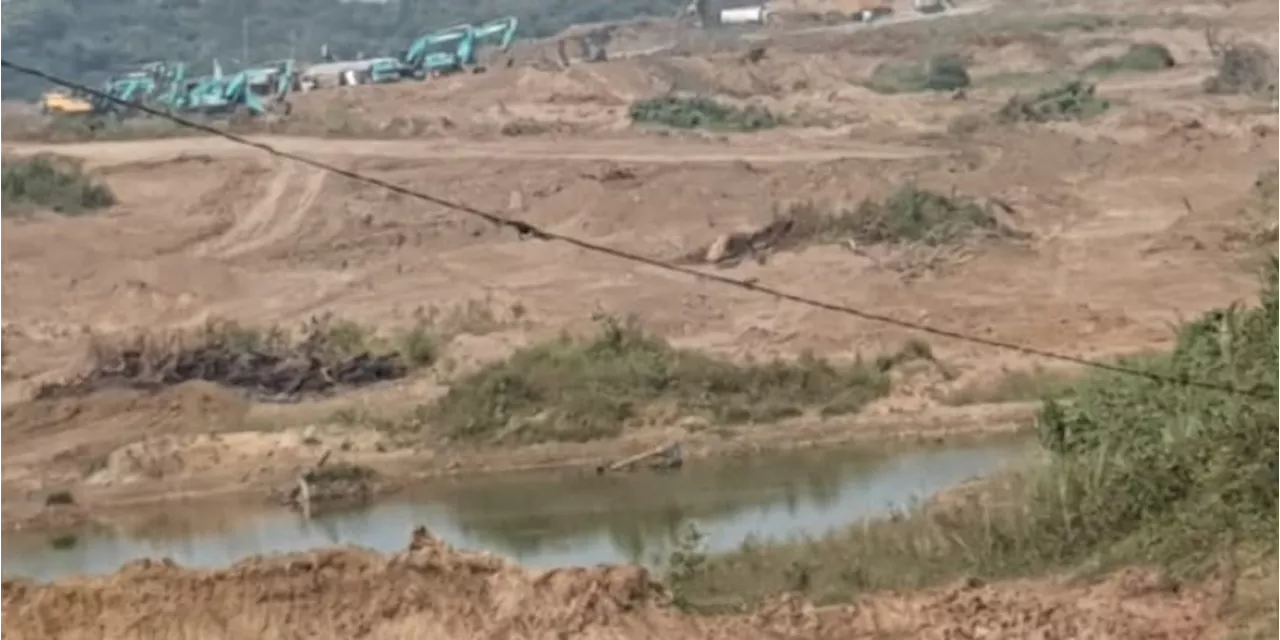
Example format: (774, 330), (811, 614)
(4, 58), (1273, 400)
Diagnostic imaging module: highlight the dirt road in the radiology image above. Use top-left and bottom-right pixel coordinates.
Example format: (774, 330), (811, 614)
(5, 135), (944, 167)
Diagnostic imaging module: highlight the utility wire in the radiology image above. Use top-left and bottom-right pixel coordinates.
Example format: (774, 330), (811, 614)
(4, 58), (1273, 400)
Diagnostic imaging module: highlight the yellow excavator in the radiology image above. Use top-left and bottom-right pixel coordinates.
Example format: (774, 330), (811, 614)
(39, 89), (96, 116)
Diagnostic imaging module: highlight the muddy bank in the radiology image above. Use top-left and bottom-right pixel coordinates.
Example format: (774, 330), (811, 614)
(1, 400), (1037, 535)
(0, 527), (1229, 639)
(5, 439), (1027, 581)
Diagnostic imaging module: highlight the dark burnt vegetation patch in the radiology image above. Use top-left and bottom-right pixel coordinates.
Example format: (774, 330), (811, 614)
(37, 315), (440, 402)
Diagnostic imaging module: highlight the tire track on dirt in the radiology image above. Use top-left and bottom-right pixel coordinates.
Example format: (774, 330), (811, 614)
(6, 135), (945, 168)
(195, 161), (327, 259)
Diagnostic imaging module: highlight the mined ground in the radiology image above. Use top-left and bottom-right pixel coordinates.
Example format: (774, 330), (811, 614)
(0, 527), (1240, 639)
(1, 0), (1276, 551)
(1, 0), (1276, 635)
(2, 3), (1280, 629)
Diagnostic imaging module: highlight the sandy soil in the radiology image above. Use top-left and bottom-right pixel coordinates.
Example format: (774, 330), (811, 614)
(2, 2), (1280, 624)
(0, 526), (1235, 639)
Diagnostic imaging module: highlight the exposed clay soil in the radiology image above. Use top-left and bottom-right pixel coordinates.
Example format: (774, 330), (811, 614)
(1, 0), (1276, 560)
(0, 527), (1232, 639)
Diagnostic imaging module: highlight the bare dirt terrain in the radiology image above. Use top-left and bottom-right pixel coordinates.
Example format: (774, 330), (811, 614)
(3, 0), (1277, 527)
(1, 3), (1277, 634)
(0, 527), (1237, 639)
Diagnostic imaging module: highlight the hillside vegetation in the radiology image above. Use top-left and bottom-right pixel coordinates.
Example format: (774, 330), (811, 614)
(1, 0), (684, 99)
(683, 259), (1278, 605)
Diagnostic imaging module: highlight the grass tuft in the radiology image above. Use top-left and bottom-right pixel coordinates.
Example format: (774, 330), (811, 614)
(2, 154), (116, 215)
(428, 316), (890, 444)
(690, 186), (1014, 268)
(1083, 42), (1176, 76)
(629, 96), (779, 132)
(997, 81), (1110, 123)
(1203, 33), (1277, 99)
(866, 53), (972, 94)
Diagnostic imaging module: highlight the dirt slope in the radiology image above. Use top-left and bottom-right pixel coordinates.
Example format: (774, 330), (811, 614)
(0, 528), (1228, 640)
(2, 0), (1277, 529)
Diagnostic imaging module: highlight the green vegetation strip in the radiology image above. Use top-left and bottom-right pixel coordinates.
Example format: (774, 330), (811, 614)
(1083, 42), (1175, 76)
(998, 81), (1110, 123)
(865, 54), (971, 95)
(810, 185), (1004, 246)
(429, 317), (893, 444)
(2, 154), (115, 215)
(629, 96), (780, 132)
(673, 260), (1278, 608)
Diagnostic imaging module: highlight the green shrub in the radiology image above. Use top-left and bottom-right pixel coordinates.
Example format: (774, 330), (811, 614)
(428, 316), (889, 444)
(628, 96), (779, 132)
(44, 490), (75, 506)
(997, 81), (1110, 123)
(1255, 167), (1278, 209)
(2, 154), (116, 215)
(1034, 260), (1277, 564)
(1084, 42), (1176, 75)
(924, 54), (972, 91)
(693, 187), (1012, 267)
(681, 262), (1276, 606)
(802, 186), (1004, 247)
(866, 54), (971, 94)
(1203, 37), (1278, 99)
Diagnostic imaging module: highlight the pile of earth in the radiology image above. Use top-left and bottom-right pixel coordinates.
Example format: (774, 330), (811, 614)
(0, 528), (1228, 639)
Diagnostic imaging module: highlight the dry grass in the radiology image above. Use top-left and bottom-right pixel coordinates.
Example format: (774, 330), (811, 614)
(38, 316), (441, 400)
(942, 366), (1079, 406)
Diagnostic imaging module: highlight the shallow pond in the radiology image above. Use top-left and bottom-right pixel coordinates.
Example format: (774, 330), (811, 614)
(3, 438), (1030, 582)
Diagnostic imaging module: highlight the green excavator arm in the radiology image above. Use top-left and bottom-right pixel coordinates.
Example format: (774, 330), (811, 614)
(403, 23), (475, 75)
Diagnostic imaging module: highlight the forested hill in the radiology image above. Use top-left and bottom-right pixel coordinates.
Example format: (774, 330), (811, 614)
(0, 0), (684, 99)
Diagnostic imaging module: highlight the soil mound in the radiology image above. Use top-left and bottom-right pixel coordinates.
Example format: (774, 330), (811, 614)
(0, 382), (251, 482)
(0, 527), (1228, 639)
(0, 527), (679, 640)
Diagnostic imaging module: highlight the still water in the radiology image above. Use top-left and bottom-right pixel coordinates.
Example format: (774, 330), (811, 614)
(3, 439), (1029, 582)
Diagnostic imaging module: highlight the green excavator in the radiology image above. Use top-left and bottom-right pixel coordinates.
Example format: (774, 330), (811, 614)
(367, 16), (519, 84)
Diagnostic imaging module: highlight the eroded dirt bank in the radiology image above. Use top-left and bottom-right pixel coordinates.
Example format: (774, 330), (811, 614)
(0, 527), (1229, 640)
(0, 385), (1037, 534)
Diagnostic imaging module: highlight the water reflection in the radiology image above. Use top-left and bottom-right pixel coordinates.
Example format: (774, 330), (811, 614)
(3, 439), (1028, 582)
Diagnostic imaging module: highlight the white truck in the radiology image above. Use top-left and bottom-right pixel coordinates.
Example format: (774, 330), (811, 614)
(719, 5), (772, 25)
(913, 0), (956, 14)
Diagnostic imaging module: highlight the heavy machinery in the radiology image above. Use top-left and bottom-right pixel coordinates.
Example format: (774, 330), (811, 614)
(718, 5), (772, 25)
(242, 59), (299, 108)
(465, 16), (519, 68)
(912, 0), (955, 14)
(186, 70), (290, 116)
(84, 70), (161, 116)
(160, 60), (291, 117)
(367, 16), (519, 83)
(399, 23), (476, 78)
(38, 61), (174, 116)
(39, 89), (96, 115)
